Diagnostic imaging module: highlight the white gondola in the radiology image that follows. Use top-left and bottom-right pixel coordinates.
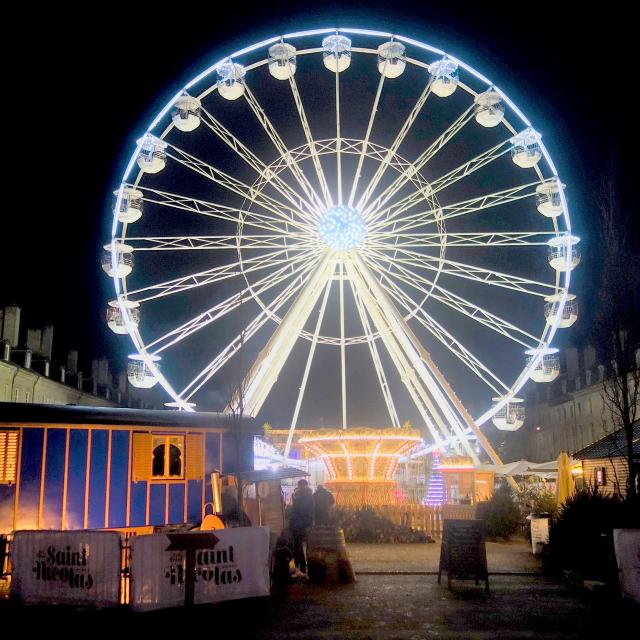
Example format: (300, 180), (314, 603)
(101, 242), (133, 278)
(526, 347), (560, 383)
(217, 61), (246, 100)
(544, 293), (578, 328)
(536, 179), (564, 217)
(492, 397), (525, 431)
(377, 41), (406, 78)
(106, 300), (140, 335)
(547, 235), (580, 271)
(113, 186), (143, 224)
(127, 354), (160, 389)
(322, 35), (351, 72)
(474, 90), (505, 127)
(428, 59), (459, 97)
(268, 43), (297, 80)
(510, 128), (541, 168)
(136, 135), (166, 174)
(172, 94), (201, 131)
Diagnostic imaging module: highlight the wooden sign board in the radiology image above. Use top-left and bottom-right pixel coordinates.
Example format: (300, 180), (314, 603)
(438, 519), (489, 593)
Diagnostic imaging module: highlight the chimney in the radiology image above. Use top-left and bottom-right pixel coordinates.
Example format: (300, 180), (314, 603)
(27, 328), (42, 354)
(0, 305), (21, 347)
(44, 360), (50, 378)
(565, 347), (579, 380)
(24, 349), (32, 369)
(60, 366), (66, 384)
(1, 340), (9, 361)
(40, 324), (54, 360)
(583, 345), (596, 370)
(77, 371), (83, 390)
(67, 350), (78, 375)
(585, 369), (592, 386)
(97, 357), (110, 386)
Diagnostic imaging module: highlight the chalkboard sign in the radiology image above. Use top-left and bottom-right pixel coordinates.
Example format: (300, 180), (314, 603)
(438, 519), (489, 593)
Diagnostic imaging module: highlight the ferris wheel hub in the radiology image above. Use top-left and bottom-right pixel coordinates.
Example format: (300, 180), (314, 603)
(318, 204), (367, 250)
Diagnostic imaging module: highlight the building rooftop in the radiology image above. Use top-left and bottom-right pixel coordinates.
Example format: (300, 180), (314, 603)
(573, 421), (640, 460)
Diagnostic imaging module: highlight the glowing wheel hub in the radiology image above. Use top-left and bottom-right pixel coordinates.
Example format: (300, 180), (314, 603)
(318, 205), (366, 250)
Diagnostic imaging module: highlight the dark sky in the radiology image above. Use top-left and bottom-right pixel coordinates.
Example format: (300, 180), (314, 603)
(4, 1), (635, 426)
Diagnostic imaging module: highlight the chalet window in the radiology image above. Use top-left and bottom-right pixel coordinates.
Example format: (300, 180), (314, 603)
(595, 467), (606, 486)
(151, 435), (184, 479)
(0, 430), (18, 484)
(132, 432), (202, 482)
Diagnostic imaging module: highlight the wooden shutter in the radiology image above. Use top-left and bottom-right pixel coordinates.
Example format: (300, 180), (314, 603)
(0, 430), (18, 484)
(132, 432), (152, 482)
(186, 433), (204, 480)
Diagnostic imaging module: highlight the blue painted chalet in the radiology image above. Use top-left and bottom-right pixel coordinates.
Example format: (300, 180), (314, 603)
(0, 404), (255, 534)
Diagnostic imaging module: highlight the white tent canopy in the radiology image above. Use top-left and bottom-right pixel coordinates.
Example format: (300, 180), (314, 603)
(477, 459), (569, 478)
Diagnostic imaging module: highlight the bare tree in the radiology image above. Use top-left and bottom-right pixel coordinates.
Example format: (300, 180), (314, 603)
(594, 171), (640, 500)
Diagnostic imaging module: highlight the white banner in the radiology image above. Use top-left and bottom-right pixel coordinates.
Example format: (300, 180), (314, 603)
(10, 530), (121, 606)
(613, 529), (640, 604)
(129, 526), (270, 611)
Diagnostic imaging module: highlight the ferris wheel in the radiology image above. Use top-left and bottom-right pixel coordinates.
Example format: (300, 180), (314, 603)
(104, 28), (579, 465)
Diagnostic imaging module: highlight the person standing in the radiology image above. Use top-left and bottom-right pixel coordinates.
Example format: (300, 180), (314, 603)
(313, 484), (335, 525)
(289, 478), (314, 574)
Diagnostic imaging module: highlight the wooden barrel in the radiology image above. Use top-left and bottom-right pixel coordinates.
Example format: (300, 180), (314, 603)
(307, 526), (355, 584)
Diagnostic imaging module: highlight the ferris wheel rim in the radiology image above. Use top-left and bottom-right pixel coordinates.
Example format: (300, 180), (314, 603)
(109, 27), (575, 426)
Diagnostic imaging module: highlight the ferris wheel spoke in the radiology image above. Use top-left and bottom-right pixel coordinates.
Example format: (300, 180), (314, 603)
(126, 247), (319, 303)
(356, 76), (434, 212)
(370, 181), (543, 234)
(241, 82), (326, 216)
(288, 75), (333, 208)
(164, 141), (315, 230)
(180, 267), (316, 401)
(363, 250), (539, 347)
(367, 230), (557, 250)
(145, 253), (320, 354)
(368, 244), (556, 297)
(378, 273), (511, 395)
(368, 138), (513, 226)
(199, 106), (319, 221)
(347, 272), (401, 428)
(284, 276), (333, 457)
(347, 69), (386, 208)
(339, 261), (347, 429)
(347, 256), (478, 459)
(221, 255), (336, 414)
(334, 65), (343, 204)
(362, 105), (474, 221)
(136, 186), (310, 235)
(124, 234), (316, 252)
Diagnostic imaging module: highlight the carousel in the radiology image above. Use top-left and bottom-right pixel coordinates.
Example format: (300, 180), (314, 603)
(298, 428), (422, 507)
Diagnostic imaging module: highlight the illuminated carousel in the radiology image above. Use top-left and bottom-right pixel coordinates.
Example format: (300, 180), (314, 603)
(299, 428), (422, 506)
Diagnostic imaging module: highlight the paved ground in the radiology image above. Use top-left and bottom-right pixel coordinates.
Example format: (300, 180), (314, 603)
(2, 540), (637, 638)
(347, 539), (542, 574)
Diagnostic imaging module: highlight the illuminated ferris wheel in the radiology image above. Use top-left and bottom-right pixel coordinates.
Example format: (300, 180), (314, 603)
(103, 28), (579, 465)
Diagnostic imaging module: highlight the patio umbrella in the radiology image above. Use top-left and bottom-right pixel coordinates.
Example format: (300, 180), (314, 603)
(555, 451), (575, 504)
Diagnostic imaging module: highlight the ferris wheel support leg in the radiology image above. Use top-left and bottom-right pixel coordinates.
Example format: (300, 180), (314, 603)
(284, 277), (333, 458)
(350, 255), (482, 464)
(233, 253), (334, 417)
(344, 258), (453, 451)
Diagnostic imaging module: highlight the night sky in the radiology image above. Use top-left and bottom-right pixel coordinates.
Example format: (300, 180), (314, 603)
(4, 2), (635, 429)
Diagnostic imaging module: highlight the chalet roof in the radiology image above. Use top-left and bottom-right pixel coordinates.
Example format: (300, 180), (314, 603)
(573, 421), (640, 460)
(0, 402), (256, 430)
